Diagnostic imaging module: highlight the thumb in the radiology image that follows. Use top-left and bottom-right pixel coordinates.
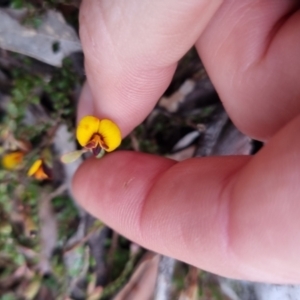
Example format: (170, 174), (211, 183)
(79, 0), (222, 135)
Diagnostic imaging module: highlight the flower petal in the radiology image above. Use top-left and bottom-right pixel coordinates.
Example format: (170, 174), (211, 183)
(34, 166), (50, 180)
(76, 116), (100, 147)
(2, 151), (24, 170)
(28, 159), (43, 176)
(98, 119), (121, 152)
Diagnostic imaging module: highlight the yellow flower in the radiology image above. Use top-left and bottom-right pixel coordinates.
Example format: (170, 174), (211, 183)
(76, 116), (121, 153)
(27, 159), (51, 180)
(61, 116), (122, 164)
(2, 151), (24, 170)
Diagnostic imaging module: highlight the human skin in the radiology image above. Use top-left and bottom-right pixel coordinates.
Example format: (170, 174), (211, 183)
(73, 0), (300, 283)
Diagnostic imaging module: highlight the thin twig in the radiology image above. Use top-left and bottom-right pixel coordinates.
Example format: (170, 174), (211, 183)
(40, 183), (68, 204)
(129, 132), (140, 151)
(63, 222), (104, 254)
(107, 231), (119, 280)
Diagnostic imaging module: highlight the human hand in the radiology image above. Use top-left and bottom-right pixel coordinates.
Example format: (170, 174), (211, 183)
(73, 0), (300, 283)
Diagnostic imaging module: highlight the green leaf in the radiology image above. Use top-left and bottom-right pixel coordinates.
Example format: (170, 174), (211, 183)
(60, 150), (85, 164)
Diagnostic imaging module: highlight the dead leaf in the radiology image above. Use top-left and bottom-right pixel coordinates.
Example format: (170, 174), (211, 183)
(159, 80), (195, 112)
(113, 253), (160, 300)
(196, 108), (229, 157)
(195, 107), (253, 157)
(87, 286), (103, 300)
(211, 121), (252, 156)
(166, 146), (196, 162)
(0, 9), (82, 67)
(172, 131), (200, 152)
(23, 276), (42, 300)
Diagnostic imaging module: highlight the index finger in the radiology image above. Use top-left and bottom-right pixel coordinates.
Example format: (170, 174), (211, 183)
(79, 0), (300, 141)
(79, 0), (223, 136)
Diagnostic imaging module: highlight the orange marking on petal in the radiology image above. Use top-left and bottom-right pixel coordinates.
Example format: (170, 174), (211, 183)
(34, 166), (49, 180)
(28, 159), (51, 180)
(99, 140), (109, 150)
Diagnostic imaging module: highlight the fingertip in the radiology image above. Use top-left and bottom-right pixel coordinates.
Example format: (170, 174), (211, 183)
(79, 0), (223, 136)
(77, 82), (95, 123)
